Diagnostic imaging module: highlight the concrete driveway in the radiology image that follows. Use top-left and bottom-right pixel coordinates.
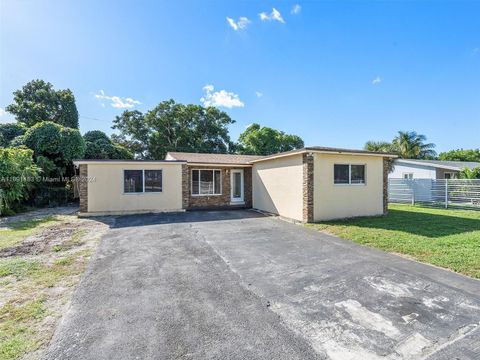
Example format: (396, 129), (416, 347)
(45, 210), (480, 360)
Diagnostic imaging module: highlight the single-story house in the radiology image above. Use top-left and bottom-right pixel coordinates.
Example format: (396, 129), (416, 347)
(389, 159), (480, 180)
(73, 147), (396, 222)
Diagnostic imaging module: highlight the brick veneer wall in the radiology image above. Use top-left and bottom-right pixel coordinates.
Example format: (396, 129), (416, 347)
(302, 153), (314, 223)
(243, 167), (252, 208)
(185, 166), (252, 209)
(79, 164), (88, 213)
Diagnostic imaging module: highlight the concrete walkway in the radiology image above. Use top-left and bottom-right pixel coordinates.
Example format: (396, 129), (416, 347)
(45, 210), (480, 359)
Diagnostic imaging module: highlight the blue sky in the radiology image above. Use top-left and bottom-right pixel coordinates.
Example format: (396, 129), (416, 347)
(1, 0), (479, 153)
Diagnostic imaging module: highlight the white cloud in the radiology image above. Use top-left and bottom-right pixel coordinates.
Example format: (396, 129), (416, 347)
(226, 16), (250, 31)
(259, 8), (285, 23)
(372, 76), (382, 85)
(0, 108), (14, 124)
(291, 4), (301, 15)
(95, 90), (141, 108)
(200, 84), (244, 109)
(255, 91), (263, 98)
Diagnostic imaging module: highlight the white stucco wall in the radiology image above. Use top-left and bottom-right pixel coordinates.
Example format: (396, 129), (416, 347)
(389, 162), (436, 179)
(252, 154), (304, 221)
(314, 153), (384, 221)
(86, 162), (183, 214)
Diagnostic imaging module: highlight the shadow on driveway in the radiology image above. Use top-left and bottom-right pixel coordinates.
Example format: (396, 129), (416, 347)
(104, 209), (266, 229)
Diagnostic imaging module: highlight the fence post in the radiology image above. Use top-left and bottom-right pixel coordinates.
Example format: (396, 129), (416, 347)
(445, 180), (448, 209)
(411, 184), (415, 205)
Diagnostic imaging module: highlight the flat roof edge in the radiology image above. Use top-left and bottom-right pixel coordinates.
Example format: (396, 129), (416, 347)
(73, 159), (187, 165)
(186, 162), (252, 167)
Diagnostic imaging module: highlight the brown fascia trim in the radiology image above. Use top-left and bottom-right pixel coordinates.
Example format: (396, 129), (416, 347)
(248, 148), (398, 164)
(73, 159), (187, 166)
(185, 162), (252, 167)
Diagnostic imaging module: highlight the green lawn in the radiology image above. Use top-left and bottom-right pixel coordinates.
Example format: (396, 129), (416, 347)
(0, 217), (59, 251)
(308, 204), (480, 279)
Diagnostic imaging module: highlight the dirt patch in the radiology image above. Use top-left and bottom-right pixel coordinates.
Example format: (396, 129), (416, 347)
(0, 218), (100, 258)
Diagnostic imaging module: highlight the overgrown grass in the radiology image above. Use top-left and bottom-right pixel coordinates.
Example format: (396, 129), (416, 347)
(0, 214), (104, 360)
(0, 298), (47, 360)
(0, 216), (59, 250)
(0, 254), (85, 359)
(308, 204), (480, 279)
(0, 258), (41, 278)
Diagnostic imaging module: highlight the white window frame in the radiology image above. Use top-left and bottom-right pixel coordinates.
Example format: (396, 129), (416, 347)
(191, 169), (222, 196)
(403, 172), (414, 180)
(333, 164), (367, 186)
(444, 172), (457, 179)
(123, 169), (163, 195)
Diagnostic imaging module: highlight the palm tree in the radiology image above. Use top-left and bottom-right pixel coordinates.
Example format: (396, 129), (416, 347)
(364, 141), (394, 153)
(392, 131), (436, 159)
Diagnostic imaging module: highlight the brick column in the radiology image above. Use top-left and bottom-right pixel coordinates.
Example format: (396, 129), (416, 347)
(302, 153), (314, 223)
(383, 157), (391, 215)
(79, 164), (88, 213)
(181, 164), (189, 209)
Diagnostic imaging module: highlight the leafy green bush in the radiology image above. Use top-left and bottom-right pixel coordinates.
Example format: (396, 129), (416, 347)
(9, 135), (26, 147)
(0, 123), (26, 147)
(459, 167), (480, 179)
(0, 148), (41, 215)
(28, 186), (73, 207)
(23, 121), (85, 177)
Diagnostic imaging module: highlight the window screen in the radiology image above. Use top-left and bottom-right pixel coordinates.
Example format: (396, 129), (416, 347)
(124, 170), (143, 193)
(334, 164), (366, 185)
(192, 169), (221, 195)
(145, 170), (162, 192)
(351, 165), (365, 184)
(334, 165), (350, 184)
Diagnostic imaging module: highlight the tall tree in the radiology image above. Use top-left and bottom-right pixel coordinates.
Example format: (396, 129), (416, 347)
(111, 110), (149, 158)
(391, 131), (436, 159)
(363, 141), (395, 153)
(237, 123), (304, 155)
(6, 80), (79, 128)
(83, 130), (133, 160)
(439, 149), (480, 162)
(112, 100), (235, 159)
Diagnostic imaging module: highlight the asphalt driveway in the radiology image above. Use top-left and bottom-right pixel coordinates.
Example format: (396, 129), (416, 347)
(45, 210), (480, 360)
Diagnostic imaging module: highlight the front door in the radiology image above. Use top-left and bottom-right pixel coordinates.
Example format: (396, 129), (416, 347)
(231, 169), (244, 203)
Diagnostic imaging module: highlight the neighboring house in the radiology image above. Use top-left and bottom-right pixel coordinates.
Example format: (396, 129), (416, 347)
(74, 147), (396, 222)
(389, 159), (480, 180)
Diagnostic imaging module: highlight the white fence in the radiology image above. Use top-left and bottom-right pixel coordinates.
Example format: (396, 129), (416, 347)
(389, 179), (480, 209)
